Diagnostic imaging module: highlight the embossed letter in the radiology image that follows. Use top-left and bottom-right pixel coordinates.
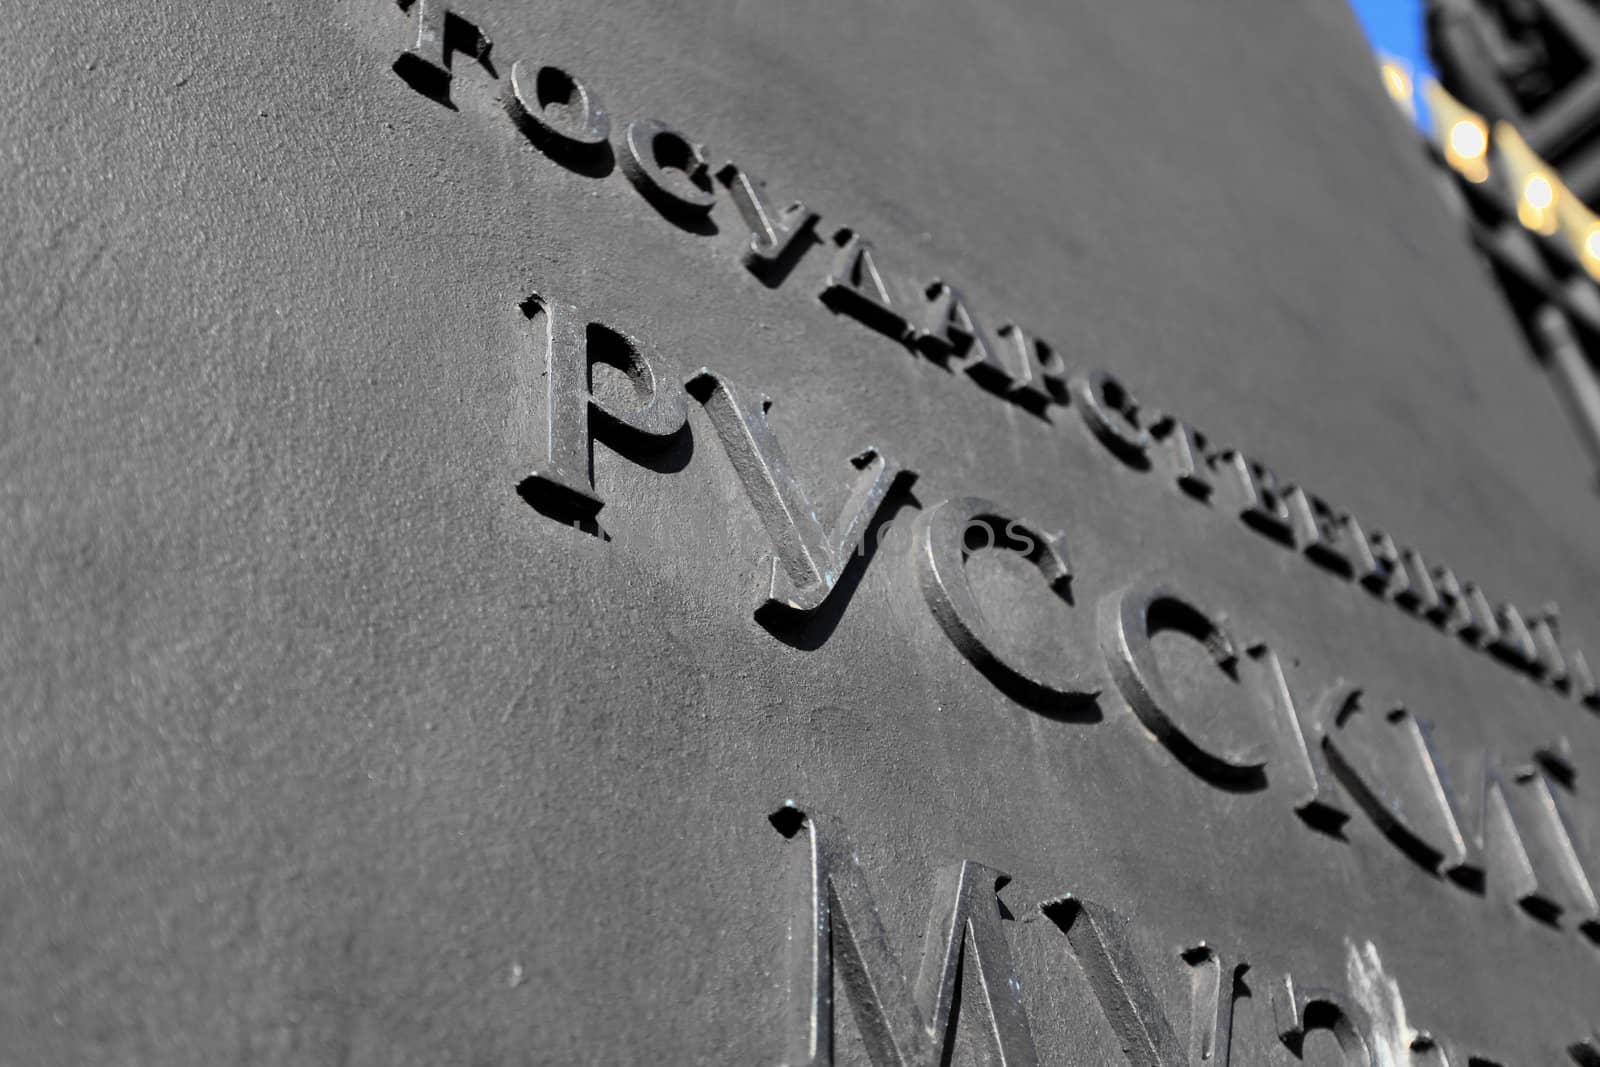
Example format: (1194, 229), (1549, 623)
(914, 282), (1013, 394)
(619, 119), (716, 225)
(392, 0), (493, 107)
(1319, 689), (1467, 874)
(1245, 646), (1351, 833)
(518, 295), (687, 522)
(686, 370), (913, 619)
(506, 60), (611, 168)
(1272, 975), (1379, 1066)
(996, 324), (1070, 412)
(1213, 451), (1294, 546)
(716, 164), (820, 283)
(1040, 898), (1246, 1065)
(1434, 746), (1600, 926)
(819, 229), (914, 341)
(1148, 415), (1215, 502)
(768, 803), (1041, 1067)
(1039, 896), (1185, 1065)
(913, 497), (1098, 713)
(1285, 488), (1362, 579)
(1070, 370), (1151, 469)
(1098, 581), (1269, 788)
(1183, 945), (1247, 1067)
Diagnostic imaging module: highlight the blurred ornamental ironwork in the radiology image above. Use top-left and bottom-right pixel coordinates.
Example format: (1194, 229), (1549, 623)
(1353, 0), (1600, 486)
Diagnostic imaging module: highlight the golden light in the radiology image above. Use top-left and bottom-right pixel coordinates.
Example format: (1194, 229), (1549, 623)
(1554, 165), (1600, 280)
(1519, 200), (1554, 232)
(1575, 229), (1600, 280)
(1497, 121), (1562, 235)
(1448, 119), (1488, 162)
(1525, 174), (1555, 210)
(1423, 81), (1490, 183)
(1378, 56), (1415, 119)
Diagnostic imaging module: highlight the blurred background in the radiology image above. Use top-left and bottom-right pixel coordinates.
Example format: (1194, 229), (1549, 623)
(1347, 0), (1600, 487)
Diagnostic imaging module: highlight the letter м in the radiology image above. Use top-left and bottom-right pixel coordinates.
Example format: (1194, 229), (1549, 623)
(767, 803), (1042, 1067)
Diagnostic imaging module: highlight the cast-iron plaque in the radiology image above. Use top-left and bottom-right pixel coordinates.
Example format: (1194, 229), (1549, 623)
(6, 0), (1600, 1063)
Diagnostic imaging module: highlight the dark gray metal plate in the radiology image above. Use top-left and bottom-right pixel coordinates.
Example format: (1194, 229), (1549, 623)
(5, 1), (1600, 1063)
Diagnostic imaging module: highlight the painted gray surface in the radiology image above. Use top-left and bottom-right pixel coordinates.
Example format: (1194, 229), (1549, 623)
(3, 0), (1598, 1063)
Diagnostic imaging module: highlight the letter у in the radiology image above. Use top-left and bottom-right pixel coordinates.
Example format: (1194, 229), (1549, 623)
(686, 370), (913, 620)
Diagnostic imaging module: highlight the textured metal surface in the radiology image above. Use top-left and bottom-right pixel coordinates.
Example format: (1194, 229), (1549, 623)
(6, 1), (1600, 1063)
